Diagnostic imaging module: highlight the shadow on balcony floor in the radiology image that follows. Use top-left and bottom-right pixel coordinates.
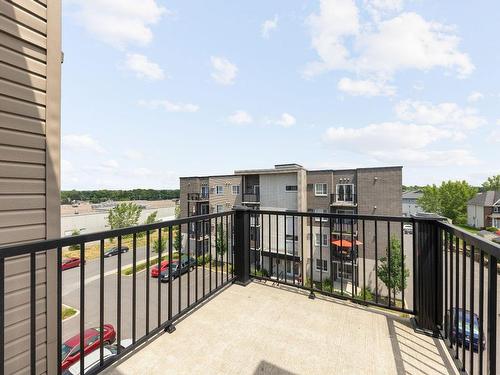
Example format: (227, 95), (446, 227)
(104, 281), (458, 375)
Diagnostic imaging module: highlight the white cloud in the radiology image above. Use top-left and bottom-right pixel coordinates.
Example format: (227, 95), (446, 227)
(395, 100), (486, 130)
(467, 91), (484, 103)
(305, 1), (474, 81)
(274, 113), (296, 127)
(261, 15), (278, 39)
(337, 77), (396, 96)
(490, 128), (500, 143)
(324, 122), (477, 166)
(364, 0), (403, 20)
(69, 0), (168, 48)
(62, 134), (105, 153)
(101, 159), (119, 169)
(124, 150), (144, 160)
(210, 56), (238, 85)
(124, 53), (165, 80)
(228, 110), (253, 124)
(139, 99), (199, 113)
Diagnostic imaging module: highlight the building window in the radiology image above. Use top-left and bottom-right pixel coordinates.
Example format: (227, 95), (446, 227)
(336, 184), (354, 202)
(313, 208), (329, 222)
(215, 185), (224, 195)
(285, 185), (298, 192)
(315, 233), (329, 247)
(232, 185), (240, 195)
(216, 204), (224, 213)
(315, 183), (328, 196)
(201, 185), (209, 198)
(315, 259), (328, 271)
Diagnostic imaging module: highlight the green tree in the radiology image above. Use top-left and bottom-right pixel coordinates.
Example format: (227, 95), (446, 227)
(145, 211), (158, 225)
(482, 175), (500, 191)
(377, 236), (409, 302)
(153, 234), (167, 254)
(174, 204), (181, 219)
(68, 229), (81, 251)
(107, 203), (143, 229)
(418, 181), (477, 224)
(173, 228), (182, 253)
(215, 223), (227, 265)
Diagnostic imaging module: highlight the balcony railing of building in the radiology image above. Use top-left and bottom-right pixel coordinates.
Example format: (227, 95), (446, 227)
(187, 192), (209, 201)
(330, 193), (357, 206)
(0, 208), (498, 374)
(242, 192), (260, 203)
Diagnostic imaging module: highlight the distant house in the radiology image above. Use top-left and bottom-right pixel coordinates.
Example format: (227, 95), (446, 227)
(402, 189), (424, 216)
(467, 191), (500, 229)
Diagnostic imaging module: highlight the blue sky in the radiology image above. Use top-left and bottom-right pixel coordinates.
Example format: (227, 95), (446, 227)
(61, 0), (500, 190)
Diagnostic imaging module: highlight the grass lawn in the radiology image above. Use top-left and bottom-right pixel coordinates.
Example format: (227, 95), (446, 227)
(456, 224), (480, 234)
(62, 305), (77, 320)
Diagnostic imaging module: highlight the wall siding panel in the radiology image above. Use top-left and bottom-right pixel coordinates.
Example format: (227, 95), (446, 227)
(0, 1), (60, 374)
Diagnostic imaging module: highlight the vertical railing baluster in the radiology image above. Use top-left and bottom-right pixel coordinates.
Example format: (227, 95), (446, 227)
(412, 218), (417, 312)
(157, 229), (162, 327)
(276, 214), (279, 281)
(195, 221), (199, 303)
(487, 254), (497, 375)
(178, 224), (182, 315)
(56, 247), (62, 375)
(362, 220), (366, 301)
(226, 215), (229, 282)
(340, 216), (344, 296)
(284, 213), (287, 285)
(478, 250), (484, 374)
(351, 218), (355, 298)
(216, 216), (219, 286)
(319, 215), (323, 290)
(132, 233), (137, 343)
(269, 214), (272, 277)
(449, 233), (454, 348)
(469, 245), (474, 374)
(401, 222), (405, 311)
(443, 231), (447, 339)
(168, 226), (173, 322)
(329, 217), (333, 294)
(462, 240), (466, 369)
(146, 231), (150, 335)
(202, 219), (206, 298)
(309, 216), (314, 298)
(0, 255), (3, 375)
(260, 213), (263, 282)
(30, 251), (35, 375)
(387, 221), (391, 307)
(293, 215), (296, 285)
(455, 236), (459, 359)
(99, 239), (104, 366)
(209, 217), (212, 293)
(80, 242), (85, 375)
(374, 220), (378, 304)
(301, 216), (304, 287)
(187, 223), (191, 308)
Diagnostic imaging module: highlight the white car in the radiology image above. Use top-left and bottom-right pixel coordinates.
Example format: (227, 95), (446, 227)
(64, 340), (132, 375)
(403, 224), (413, 234)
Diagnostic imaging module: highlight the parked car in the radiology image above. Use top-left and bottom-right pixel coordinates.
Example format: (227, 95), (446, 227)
(61, 257), (83, 271)
(104, 246), (129, 257)
(403, 224), (413, 234)
(61, 325), (116, 370)
(446, 308), (485, 353)
(160, 256), (196, 282)
(151, 260), (171, 278)
(63, 340), (132, 375)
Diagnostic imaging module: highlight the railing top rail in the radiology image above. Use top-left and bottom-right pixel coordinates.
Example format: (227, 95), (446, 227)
(0, 211), (233, 259)
(437, 220), (500, 258)
(241, 207), (413, 222)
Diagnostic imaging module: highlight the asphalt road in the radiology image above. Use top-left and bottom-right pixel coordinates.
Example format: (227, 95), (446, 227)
(62, 254), (232, 342)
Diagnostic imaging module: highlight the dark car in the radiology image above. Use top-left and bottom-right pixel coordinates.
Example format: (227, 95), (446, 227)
(446, 308), (485, 353)
(104, 246), (129, 257)
(61, 324), (116, 370)
(160, 256), (196, 282)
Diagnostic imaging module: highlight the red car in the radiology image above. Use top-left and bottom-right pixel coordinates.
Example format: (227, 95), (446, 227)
(61, 257), (82, 271)
(151, 260), (170, 278)
(61, 324), (116, 370)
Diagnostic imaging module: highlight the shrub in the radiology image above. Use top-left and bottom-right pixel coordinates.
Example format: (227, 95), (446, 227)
(486, 226), (498, 233)
(357, 287), (374, 301)
(196, 253), (211, 265)
(255, 268), (269, 277)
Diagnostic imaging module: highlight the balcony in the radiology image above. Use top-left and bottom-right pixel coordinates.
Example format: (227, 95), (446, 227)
(0, 209), (498, 375)
(330, 193), (357, 207)
(242, 192), (260, 203)
(187, 192), (209, 201)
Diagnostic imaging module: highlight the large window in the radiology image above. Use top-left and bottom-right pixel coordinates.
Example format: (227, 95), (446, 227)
(315, 259), (328, 271)
(285, 185), (298, 192)
(336, 184), (354, 202)
(216, 204), (224, 213)
(315, 183), (328, 196)
(201, 185), (209, 198)
(232, 185), (240, 195)
(215, 185), (224, 195)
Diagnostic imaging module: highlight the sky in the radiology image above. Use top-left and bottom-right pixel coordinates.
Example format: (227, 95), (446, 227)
(61, 0), (500, 190)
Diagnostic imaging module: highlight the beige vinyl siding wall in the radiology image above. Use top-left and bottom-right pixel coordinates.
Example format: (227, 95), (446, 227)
(0, 0), (60, 374)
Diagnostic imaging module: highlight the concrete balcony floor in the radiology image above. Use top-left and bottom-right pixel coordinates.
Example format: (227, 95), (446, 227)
(104, 282), (458, 375)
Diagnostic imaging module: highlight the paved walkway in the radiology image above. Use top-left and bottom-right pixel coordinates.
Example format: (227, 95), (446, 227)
(104, 281), (458, 375)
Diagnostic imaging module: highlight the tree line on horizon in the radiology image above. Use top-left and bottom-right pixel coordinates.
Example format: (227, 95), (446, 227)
(61, 189), (180, 204)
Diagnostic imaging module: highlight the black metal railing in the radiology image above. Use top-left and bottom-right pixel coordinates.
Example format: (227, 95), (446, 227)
(0, 212), (234, 375)
(243, 208), (415, 315)
(330, 193), (357, 205)
(437, 220), (499, 375)
(187, 192), (209, 201)
(0, 207), (498, 375)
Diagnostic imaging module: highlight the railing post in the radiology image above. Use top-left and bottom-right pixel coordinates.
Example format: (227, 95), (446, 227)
(233, 206), (251, 285)
(487, 255), (497, 375)
(413, 215), (443, 335)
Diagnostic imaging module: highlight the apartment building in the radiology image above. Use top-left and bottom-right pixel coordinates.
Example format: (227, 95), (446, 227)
(180, 164), (402, 293)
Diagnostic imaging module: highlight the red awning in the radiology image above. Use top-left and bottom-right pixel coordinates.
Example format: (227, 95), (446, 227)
(331, 239), (363, 248)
